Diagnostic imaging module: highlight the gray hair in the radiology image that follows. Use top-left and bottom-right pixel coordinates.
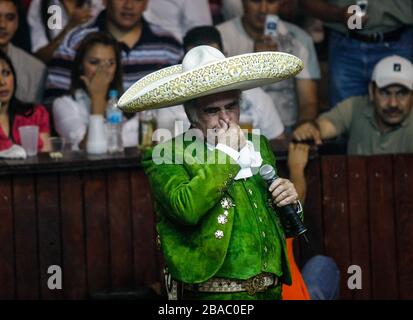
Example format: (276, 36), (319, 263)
(183, 98), (199, 125)
(183, 90), (243, 125)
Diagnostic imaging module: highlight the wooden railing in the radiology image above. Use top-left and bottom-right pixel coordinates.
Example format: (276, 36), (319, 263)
(0, 151), (412, 299)
(0, 150), (160, 299)
(290, 155), (413, 300)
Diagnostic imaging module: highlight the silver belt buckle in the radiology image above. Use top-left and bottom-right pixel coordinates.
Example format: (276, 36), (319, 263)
(244, 274), (267, 295)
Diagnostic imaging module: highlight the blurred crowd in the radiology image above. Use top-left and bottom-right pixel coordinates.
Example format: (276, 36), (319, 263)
(0, 0), (412, 158)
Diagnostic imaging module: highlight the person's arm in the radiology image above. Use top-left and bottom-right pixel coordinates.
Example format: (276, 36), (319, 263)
(40, 132), (51, 152)
(36, 104), (52, 152)
(34, 5), (92, 64)
(34, 22), (80, 64)
(296, 78), (319, 123)
(287, 143), (310, 203)
(299, 0), (349, 24)
(292, 117), (338, 145)
(293, 96), (355, 144)
(80, 62), (113, 115)
(143, 144), (240, 226)
(53, 96), (88, 149)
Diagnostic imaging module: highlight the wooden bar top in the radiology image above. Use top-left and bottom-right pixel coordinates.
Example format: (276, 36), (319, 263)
(0, 147), (142, 176)
(0, 139), (344, 176)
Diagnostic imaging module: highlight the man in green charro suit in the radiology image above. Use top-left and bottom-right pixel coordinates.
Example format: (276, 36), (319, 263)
(118, 45), (304, 299)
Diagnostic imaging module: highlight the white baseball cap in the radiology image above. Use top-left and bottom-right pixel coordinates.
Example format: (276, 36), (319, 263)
(371, 55), (413, 90)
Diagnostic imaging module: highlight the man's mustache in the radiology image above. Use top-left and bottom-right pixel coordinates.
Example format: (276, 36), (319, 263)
(383, 108), (403, 115)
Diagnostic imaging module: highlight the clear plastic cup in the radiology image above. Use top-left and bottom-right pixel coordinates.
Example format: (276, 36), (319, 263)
(18, 125), (39, 156)
(49, 137), (66, 152)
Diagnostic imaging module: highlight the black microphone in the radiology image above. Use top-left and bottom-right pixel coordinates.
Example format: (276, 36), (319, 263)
(259, 164), (308, 239)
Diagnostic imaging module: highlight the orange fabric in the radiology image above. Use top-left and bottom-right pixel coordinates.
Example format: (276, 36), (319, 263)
(282, 238), (311, 300)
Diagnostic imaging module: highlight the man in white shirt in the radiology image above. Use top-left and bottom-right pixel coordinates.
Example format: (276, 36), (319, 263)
(143, 0), (212, 42)
(217, 0), (320, 132)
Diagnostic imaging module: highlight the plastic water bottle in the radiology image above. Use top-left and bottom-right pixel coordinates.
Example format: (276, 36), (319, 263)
(106, 90), (124, 154)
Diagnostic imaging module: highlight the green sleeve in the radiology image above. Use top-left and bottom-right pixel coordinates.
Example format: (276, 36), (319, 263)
(142, 143), (240, 226)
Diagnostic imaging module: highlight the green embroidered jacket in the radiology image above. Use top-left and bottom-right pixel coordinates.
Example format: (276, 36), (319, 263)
(142, 134), (292, 285)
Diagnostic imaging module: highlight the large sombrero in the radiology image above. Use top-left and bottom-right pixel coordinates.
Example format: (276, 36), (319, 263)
(118, 45), (304, 112)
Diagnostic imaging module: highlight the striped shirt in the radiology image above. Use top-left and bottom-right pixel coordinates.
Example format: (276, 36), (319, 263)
(44, 10), (183, 105)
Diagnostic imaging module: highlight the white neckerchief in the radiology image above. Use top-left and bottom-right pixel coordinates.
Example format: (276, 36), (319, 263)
(207, 141), (263, 180)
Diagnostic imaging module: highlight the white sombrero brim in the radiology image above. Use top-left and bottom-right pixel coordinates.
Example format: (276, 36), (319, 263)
(118, 51), (304, 112)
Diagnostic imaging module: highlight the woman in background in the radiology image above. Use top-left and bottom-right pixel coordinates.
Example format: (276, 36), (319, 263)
(53, 31), (123, 150)
(0, 50), (51, 158)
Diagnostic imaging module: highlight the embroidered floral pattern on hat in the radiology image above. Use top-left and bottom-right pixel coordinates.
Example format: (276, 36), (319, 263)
(118, 47), (303, 112)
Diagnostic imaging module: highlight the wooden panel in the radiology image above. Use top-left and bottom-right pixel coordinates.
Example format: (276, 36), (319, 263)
(36, 174), (62, 299)
(0, 176), (15, 299)
(347, 157), (371, 299)
(393, 155), (413, 299)
(13, 175), (39, 299)
(107, 170), (133, 290)
(367, 156), (398, 299)
(299, 157), (324, 265)
(130, 170), (160, 289)
(60, 172), (87, 299)
(84, 171), (110, 295)
(321, 156), (352, 299)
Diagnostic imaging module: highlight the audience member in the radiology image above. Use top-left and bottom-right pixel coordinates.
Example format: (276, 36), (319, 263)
(301, 0), (413, 107)
(10, 0), (31, 53)
(0, 0), (47, 103)
(221, 0), (243, 21)
(153, 25), (285, 142)
(217, 0), (320, 132)
(52, 31), (141, 149)
(0, 50), (51, 158)
(28, 0), (104, 63)
(53, 32), (124, 149)
(293, 55), (413, 155)
(143, 0), (212, 42)
(209, 0), (224, 24)
(44, 0), (183, 106)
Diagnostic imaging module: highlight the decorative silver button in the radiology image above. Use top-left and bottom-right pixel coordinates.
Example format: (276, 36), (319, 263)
(221, 197), (234, 209)
(217, 214), (228, 224)
(215, 230), (224, 239)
